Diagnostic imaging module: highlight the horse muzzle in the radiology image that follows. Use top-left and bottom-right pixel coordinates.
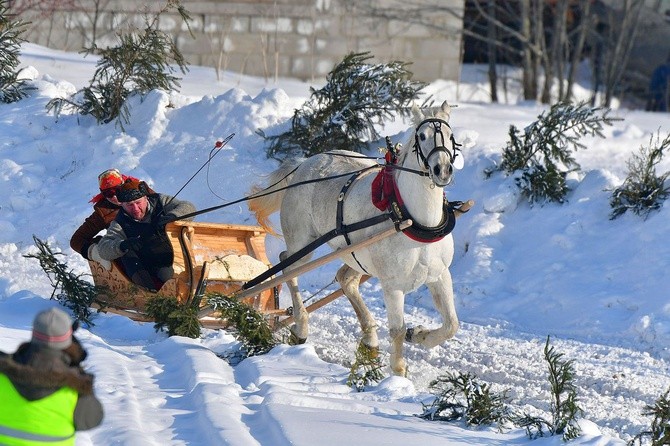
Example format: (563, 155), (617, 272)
(428, 154), (454, 187)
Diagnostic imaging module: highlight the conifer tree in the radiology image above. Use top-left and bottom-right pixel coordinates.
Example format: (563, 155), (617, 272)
(494, 101), (618, 205)
(610, 132), (670, 220)
(261, 52), (426, 160)
(628, 387), (670, 446)
(47, 0), (191, 127)
(0, 0), (33, 103)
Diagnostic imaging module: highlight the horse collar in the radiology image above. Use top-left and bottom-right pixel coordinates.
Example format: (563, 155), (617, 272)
(389, 179), (455, 243)
(371, 160), (455, 243)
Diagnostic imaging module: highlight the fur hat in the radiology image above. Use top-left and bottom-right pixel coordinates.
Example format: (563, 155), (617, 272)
(32, 307), (73, 350)
(98, 168), (124, 191)
(116, 178), (149, 203)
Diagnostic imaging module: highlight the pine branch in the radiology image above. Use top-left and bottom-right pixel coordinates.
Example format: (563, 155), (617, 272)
(610, 132), (670, 220)
(262, 51), (426, 160)
(497, 101), (619, 205)
(24, 236), (107, 325)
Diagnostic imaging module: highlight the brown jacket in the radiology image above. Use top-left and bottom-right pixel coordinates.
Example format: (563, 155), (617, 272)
(70, 200), (120, 258)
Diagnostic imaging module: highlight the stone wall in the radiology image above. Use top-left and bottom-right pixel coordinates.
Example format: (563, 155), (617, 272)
(18, 0), (465, 83)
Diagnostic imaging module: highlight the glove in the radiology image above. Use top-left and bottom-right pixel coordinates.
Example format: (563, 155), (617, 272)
(87, 243), (112, 271)
(154, 214), (175, 231)
(119, 236), (142, 253)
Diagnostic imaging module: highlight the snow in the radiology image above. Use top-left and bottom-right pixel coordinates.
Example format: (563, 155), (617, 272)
(1, 43), (670, 445)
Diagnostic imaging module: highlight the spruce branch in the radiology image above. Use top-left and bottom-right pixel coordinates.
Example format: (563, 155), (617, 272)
(0, 0), (34, 103)
(512, 336), (582, 441)
(544, 336), (582, 440)
(347, 342), (384, 392)
(261, 51), (426, 160)
(628, 388), (670, 446)
(207, 292), (277, 358)
(495, 101), (619, 205)
(145, 295), (201, 338)
(610, 132), (670, 220)
(24, 236), (106, 325)
(418, 371), (512, 428)
(46, 0), (191, 128)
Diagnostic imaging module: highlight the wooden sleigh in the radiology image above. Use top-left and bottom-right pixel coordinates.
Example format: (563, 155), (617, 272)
(89, 200), (475, 330)
(89, 220), (282, 328)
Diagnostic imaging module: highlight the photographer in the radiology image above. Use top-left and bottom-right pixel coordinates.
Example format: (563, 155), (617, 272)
(0, 307), (103, 444)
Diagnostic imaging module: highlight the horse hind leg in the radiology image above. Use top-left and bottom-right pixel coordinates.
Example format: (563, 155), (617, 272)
(281, 250), (309, 344)
(335, 265), (379, 354)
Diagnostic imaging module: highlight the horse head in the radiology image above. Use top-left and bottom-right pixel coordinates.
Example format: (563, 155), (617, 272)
(409, 101), (462, 187)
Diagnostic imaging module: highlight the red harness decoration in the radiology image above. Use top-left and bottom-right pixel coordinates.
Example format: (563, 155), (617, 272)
(371, 151), (397, 211)
(371, 149), (455, 243)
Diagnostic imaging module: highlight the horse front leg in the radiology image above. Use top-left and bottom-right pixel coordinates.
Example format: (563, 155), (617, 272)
(383, 288), (408, 377)
(336, 265), (378, 353)
(281, 250), (309, 344)
(406, 269), (458, 349)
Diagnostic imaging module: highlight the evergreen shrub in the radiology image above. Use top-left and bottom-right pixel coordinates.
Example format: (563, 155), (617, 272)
(610, 132), (670, 220)
(47, 0), (191, 128)
(261, 51), (426, 160)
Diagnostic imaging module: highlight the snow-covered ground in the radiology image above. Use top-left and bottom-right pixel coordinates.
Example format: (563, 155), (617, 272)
(0, 43), (669, 445)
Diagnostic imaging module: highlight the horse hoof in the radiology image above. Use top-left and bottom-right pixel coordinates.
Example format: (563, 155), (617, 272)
(405, 327), (414, 342)
(289, 331), (307, 345)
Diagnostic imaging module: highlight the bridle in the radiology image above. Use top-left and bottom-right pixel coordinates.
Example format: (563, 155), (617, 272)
(412, 118), (462, 183)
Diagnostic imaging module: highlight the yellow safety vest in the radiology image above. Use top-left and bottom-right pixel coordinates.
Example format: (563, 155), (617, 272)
(0, 373), (77, 445)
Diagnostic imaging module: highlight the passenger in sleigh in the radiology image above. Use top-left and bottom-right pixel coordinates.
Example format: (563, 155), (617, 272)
(70, 168), (155, 270)
(96, 178), (196, 292)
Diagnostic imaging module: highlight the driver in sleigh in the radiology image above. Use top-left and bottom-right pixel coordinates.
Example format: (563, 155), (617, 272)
(96, 178), (196, 292)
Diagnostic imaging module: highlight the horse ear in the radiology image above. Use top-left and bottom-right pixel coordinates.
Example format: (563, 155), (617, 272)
(411, 103), (424, 123)
(439, 101), (452, 121)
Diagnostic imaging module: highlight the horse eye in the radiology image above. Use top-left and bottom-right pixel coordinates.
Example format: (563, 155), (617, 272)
(419, 133), (426, 141)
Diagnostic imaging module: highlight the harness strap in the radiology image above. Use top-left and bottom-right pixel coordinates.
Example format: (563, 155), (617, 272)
(243, 212), (392, 290)
(337, 172), (371, 274)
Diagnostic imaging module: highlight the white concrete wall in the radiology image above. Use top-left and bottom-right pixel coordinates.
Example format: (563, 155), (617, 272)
(18, 0), (465, 83)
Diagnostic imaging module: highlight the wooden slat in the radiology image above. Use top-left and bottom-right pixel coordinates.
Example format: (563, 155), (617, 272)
(275, 275), (370, 329)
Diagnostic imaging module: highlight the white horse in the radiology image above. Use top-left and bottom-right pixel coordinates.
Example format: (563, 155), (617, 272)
(249, 101), (462, 376)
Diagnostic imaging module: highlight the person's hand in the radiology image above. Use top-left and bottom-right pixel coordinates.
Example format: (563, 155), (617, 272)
(87, 243), (112, 271)
(119, 236), (142, 252)
(154, 214), (175, 231)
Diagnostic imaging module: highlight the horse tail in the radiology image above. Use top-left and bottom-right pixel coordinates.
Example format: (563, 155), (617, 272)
(248, 158), (302, 236)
